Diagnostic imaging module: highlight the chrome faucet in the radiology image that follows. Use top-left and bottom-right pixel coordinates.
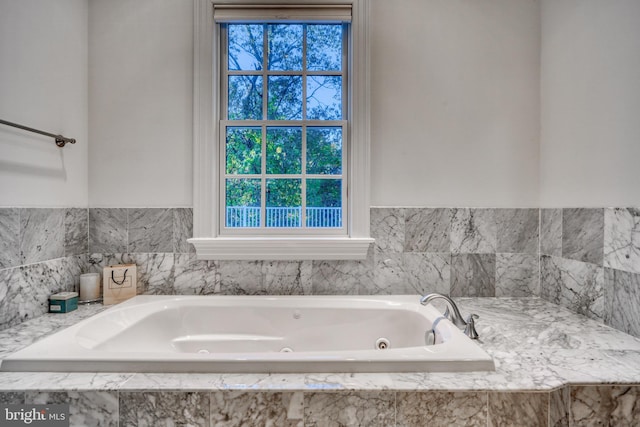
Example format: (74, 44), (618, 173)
(420, 293), (479, 339)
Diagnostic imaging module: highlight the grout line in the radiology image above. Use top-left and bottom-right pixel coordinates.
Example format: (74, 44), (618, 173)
(126, 208), (129, 254)
(486, 391), (490, 427)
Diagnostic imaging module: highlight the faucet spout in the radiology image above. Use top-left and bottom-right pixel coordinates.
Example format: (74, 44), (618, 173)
(420, 293), (479, 339)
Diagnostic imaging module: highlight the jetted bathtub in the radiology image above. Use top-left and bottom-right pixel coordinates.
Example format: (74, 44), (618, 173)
(1, 295), (495, 373)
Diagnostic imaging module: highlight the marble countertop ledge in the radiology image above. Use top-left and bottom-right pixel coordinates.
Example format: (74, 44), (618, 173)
(1, 298), (640, 392)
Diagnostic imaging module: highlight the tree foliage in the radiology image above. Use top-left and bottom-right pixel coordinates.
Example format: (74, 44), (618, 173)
(225, 23), (344, 215)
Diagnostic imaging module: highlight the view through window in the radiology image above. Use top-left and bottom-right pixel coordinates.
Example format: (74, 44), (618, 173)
(221, 23), (347, 231)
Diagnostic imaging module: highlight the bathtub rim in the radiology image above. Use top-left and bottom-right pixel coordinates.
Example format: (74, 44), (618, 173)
(0, 295), (495, 373)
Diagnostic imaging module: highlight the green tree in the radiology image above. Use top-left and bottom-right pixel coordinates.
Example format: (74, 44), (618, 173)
(226, 23), (344, 224)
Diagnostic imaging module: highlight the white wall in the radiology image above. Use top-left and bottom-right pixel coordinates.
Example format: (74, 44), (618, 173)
(88, 0), (193, 207)
(540, 0), (640, 207)
(0, 0), (88, 207)
(87, 0), (541, 208)
(7, 0), (639, 210)
(370, 0), (541, 207)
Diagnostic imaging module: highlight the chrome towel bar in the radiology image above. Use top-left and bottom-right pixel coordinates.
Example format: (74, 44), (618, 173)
(0, 118), (76, 148)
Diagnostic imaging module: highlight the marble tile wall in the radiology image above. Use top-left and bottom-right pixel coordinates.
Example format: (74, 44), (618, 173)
(369, 207), (540, 298)
(11, 387), (637, 426)
(84, 207), (540, 299)
(3, 206), (640, 340)
(0, 208), (88, 330)
(540, 208), (640, 338)
(83, 206), (640, 339)
(88, 208), (193, 254)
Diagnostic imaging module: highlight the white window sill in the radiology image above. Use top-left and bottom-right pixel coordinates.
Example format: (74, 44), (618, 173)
(187, 237), (374, 260)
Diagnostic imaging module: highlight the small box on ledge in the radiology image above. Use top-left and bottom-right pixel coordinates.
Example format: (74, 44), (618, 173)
(49, 292), (79, 313)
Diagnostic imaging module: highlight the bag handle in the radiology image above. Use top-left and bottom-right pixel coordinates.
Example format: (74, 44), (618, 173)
(111, 268), (128, 286)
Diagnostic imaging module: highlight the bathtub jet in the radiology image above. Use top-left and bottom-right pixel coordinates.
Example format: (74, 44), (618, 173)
(0, 295), (495, 373)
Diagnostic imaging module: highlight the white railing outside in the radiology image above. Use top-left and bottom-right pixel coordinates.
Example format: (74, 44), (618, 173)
(306, 207), (342, 228)
(226, 206), (342, 228)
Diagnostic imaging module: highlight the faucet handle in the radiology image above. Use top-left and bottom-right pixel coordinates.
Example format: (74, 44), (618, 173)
(464, 314), (480, 340)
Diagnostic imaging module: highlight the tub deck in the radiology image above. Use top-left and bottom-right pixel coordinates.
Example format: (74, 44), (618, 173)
(2, 298), (640, 425)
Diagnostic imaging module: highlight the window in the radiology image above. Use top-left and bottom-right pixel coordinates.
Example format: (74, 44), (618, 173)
(222, 22), (346, 233)
(190, 1), (372, 260)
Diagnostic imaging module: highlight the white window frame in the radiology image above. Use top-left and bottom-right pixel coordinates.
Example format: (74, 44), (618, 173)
(189, 0), (373, 260)
(220, 22), (348, 236)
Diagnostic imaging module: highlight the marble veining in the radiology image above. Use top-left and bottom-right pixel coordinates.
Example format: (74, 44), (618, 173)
(20, 208), (64, 265)
(540, 208), (562, 257)
(87, 254), (314, 297)
(128, 208), (173, 253)
(372, 251), (410, 294)
(210, 391), (303, 426)
(370, 208), (405, 253)
(304, 392), (395, 426)
(570, 386), (640, 426)
(450, 254), (496, 297)
(450, 208), (496, 254)
(461, 298), (640, 353)
(89, 208), (127, 253)
(0, 372), (132, 392)
(404, 208), (450, 253)
(0, 391), (23, 404)
(607, 269), (640, 338)
(0, 257), (81, 330)
(396, 391), (487, 427)
(371, 251), (451, 295)
(136, 253), (176, 295)
(311, 258), (372, 294)
(495, 253), (539, 297)
(562, 208), (604, 265)
(604, 207), (640, 274)
(488, 392), (548, 427)
(26, 391), (118, 427)
(173, 254), (217, 295)
(540, 255), (604, 321)
(549, 386), (570, 427)
(173, 208), (195, 254)
(119, 391), (210, 427)
(0, 301), (103, 354)
(0, 208), (20, 269)
(541, 349), (640, 385)
(403, 252), (450, 295)
(263, 261), (311, 295)
(217, 260), (266, 295)
(64, 208), (88, 257)
(495, 208), (539, 254)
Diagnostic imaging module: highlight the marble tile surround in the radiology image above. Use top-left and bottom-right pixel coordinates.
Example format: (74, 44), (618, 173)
(368, 208), (539, 298)
(7, 388), (640, 427)
(540, 207), (640, 338)
(3, 206), (640, 341)
(1, 206), (639, 426)
(82, 207), (543, 300)
(0, 207), (194, 330)
(88, 207), (194, 254)
(0, 208), (88, 270)
(0, 207), (89, 331)
(0, 256), (84, 330)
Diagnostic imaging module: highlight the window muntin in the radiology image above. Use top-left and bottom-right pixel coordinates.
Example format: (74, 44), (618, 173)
(221, 23), (347, 234)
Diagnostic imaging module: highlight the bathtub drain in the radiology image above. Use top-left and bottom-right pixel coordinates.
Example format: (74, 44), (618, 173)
(280, 347), (294, 353)
(375, 338), (390, 350)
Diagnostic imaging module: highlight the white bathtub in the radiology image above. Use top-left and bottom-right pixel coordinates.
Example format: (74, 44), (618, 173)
(0, 295), (494, 373)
